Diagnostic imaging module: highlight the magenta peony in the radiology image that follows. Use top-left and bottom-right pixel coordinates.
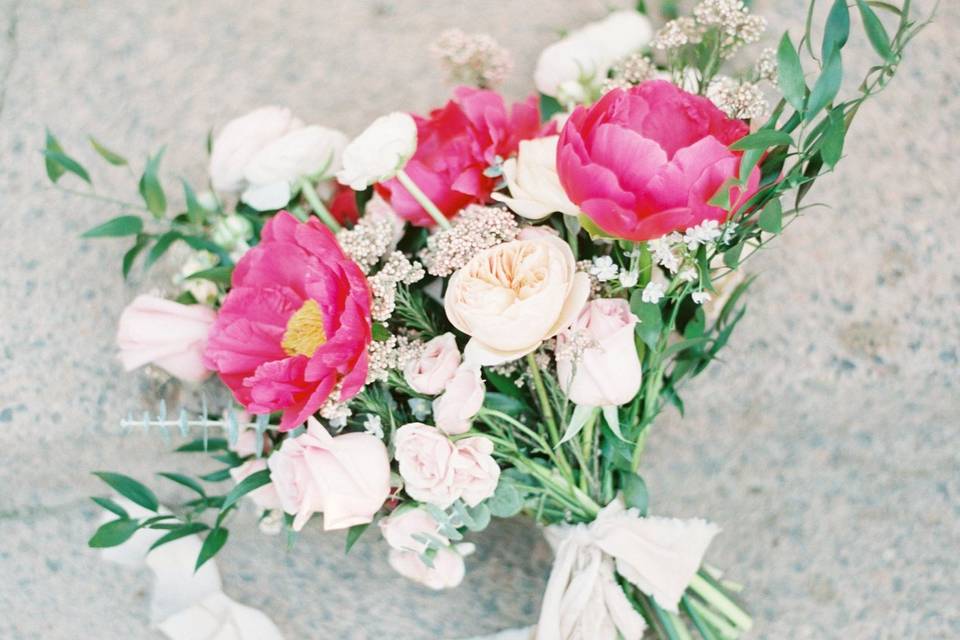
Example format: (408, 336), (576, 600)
(557, 80), (759, 241)
(203, 211), (372, 430)
(376, 86), (544, 227)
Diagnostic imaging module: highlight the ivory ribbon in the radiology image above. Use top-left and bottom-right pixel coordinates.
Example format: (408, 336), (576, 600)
(534, 499), (719, 640)
(99, 498), (284, 640)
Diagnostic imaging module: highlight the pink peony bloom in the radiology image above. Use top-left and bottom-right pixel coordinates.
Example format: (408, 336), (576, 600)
(376, 86), (545, 227)
(116, 294), (216, 383)
(203, 211), (372, 430)
(557, 80), (759, 241)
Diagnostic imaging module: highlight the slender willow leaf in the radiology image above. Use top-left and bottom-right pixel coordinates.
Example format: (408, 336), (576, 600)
(200, 468), (233, 482)
(81, 215), (143, 238)
(89, 137), (128, 166)
(88, 519), (141, 548)
(806, 49), (843, 120)
(821, 0), (851, 60)
(44, 129), (66, 182)
(758, 199), (783, 233)
(182, 180), (206, 226)
(139, 149), (167, 218)
(821, 108), (847, 167)
(92, 471), (158, 511)
(42, 150), (91, 185)
(150, 522), (209, 551)
(856, 0), (894, 60)
(723, 240), (745, 270)
(185, 265), (233, 285)
(776, 33), (806, 112)
(221, 469), (271, 511)
(91, 496), (129, 519)
(195, 528), (229, 570)
(157, 472), (206, 497)
(122, 234), (151, 278)
(730, 130), (794, 150)
(145, 230), (181, 269)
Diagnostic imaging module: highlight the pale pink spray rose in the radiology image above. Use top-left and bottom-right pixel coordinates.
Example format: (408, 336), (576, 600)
(432, 364), (485, 435)
(116, 294), (216, 383)
(452, 436), (500, 507)
(388, 546), (466, 590)
(403, 333), (461, 395)
(394, 423), (459, 508)
(229, 458), (282, 511)
(379, 506), (443, 553)
(267, 418), (391, 531)
(556, 298), (642, 407)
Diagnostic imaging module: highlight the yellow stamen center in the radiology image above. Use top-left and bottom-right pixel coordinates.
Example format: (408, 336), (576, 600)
(281, 299), (327, 357)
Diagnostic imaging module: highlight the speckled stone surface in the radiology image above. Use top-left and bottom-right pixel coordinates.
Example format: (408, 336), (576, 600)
(0, 1), (957, 638)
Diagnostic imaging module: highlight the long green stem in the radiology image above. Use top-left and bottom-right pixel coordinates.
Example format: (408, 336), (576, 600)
(52, 185), (148, 212)
(298, 179), (341, 231)
(525, 353), (574, 482)
(395, 169), (452, 230)
(689, 574), (753, 631)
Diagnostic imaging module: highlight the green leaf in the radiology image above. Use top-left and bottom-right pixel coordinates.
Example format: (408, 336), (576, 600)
(199, 468), (233, 482)
(619, 471), (649, 516)
(484, 369), (526, 402)
(176, 437), (229, 453)
(220, 469), (271, 512)
(484, 392), (527, 417)
(195, 527), (229, 570)
(577, 213), (613, 239)
(122, 234), (151, 279)
(91, 496), (129, 519)
(538, 92), (563, 123)
(723, 240), (745, 270)
(806, 49), (843, 121)
(345, 522), (370, 553)
(139, 148), (167, 219)
(856, 0), (894, 60)
(486, 480), (524, 518)
(182, 180), (206, 226)
(354, 186), (374, 216)
(92, 471), (158, 512)
(729, 130), (794, 151)
(89, 137), (128, 166)
(149, 522), (210, 551)
(145, 230), (181, 269)
(81, 215), (143, 238)
(796, 153), (825, 206)
(42, 149), (91, 185)
(758, 198), (783, 233)
(88, 518), (141, 548)
(43, 129), (66, 182)
(371, 322), (391, 341)
(776, 32), (806, 112)
(629, 292), (663, 350)
(821, 0), (851, 60)
(821, 107), (847, 167)
(157, 472), (206, 497)
(185, 265), (233, 285)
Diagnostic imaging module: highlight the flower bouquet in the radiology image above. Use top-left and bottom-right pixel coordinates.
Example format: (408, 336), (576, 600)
(46, 1), (928, 638)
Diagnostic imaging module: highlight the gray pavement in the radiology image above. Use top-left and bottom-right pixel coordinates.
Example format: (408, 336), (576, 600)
(0, 1), (957, 638)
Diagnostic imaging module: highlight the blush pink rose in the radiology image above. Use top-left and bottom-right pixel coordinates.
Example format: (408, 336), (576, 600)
(116, 294), (216, 383)
(379, 506), (443, 553)
(394, 423), (459, 508)
(556, 298), (642, 407)
(388, 546), (466, 590)
(403, 333), (461, 395)
(376, 86), (545, 226)
(432, 364), (485, 435)
(229, 458), (282, 511)
(267, 418), (390, 531)
(451, 436), (500, 507)
(203, 211), (372, 430)
(557, 80), (759, 241)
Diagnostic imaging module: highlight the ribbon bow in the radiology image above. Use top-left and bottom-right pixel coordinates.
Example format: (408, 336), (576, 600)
(535, 499), (719, 640)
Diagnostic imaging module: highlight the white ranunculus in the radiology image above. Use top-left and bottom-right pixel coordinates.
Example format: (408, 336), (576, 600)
(240, 126), (349, 211)
(208, 106), (303, 193)
(491, 136), (579, 219)
(445, 232), (590, 366)
(336, 112), (418, 190)
(534, 10), (653, 102)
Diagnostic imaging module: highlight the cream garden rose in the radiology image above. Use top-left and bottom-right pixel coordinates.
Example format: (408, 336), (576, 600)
(444, 232), (590, 365)
(491, 135), (579, 220)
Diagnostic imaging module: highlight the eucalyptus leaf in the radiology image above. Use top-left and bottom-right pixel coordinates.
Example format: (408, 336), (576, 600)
(81, 215), (143, 238)
(486, 480), (524, 518)
(92, 471), (158, 512)
(619, 471), (649, 516)
(176, 437), (228, 453)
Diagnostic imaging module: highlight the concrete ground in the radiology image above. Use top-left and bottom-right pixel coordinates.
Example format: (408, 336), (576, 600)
(1, 0), (957, 638)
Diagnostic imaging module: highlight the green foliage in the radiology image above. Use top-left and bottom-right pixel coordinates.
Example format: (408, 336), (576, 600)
(822, 0), (851, 60)
(93, 471), (159, 512)
(629, 293), (663, 350)
(806, 48), (843, 120)
(777, 33), (806, 112)
(150, 523), (210, 552)
(138, 148), (167, 219)
(758, 199), (783, 233)
(345, 522), (370, 553)
(81, 215), (143, 238)
(89, 137), (128, 166)
(185, 265), (233, 285)
(486, 479), (524, 518)
(157, 472), (206, 497)
(619, 471), (649, 516)
(856, 0), (894, 59)
(88, 519), (141, 548)
(220, 469), (271, 512)
(538, 93), (563, 122)
(196, 528), (229, 570)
